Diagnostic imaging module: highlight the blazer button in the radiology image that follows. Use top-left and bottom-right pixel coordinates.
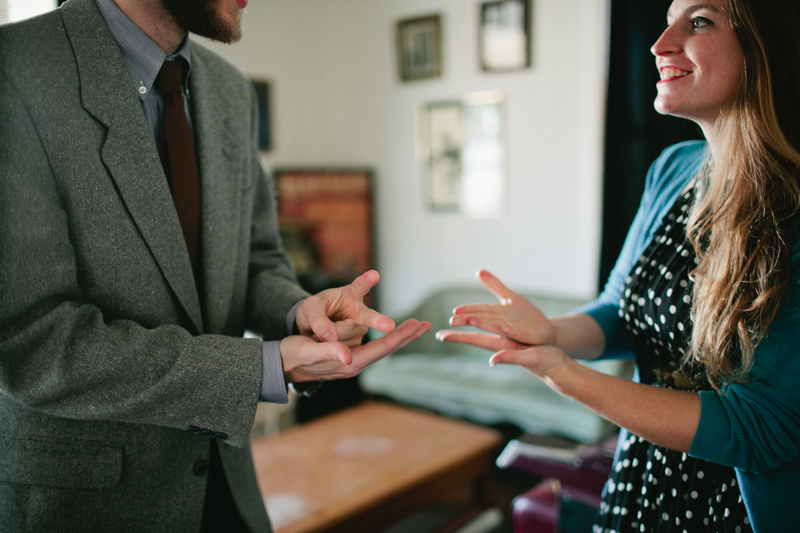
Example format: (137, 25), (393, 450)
(187, 425), (200, 434)
(193, 460), (209, 476)
(213, 432), (228, 442)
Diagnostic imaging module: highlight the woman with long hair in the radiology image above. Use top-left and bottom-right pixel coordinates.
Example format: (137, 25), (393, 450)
(438, 0), (800, 530)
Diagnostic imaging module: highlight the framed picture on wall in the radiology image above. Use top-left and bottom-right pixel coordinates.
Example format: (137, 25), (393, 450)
(421, 100), (463, 210)
(396, 14), (442, 82)
(250, 79), (272, 151)
(417, 91), (507, 217)
(479, 0), (531, 72)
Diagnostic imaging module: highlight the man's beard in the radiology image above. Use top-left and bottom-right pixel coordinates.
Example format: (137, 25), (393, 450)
(161, 0), (242, 44)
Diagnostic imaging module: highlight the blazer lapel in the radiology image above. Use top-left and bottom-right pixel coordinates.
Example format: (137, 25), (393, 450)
(60, 0), (204, 334)
(189, 46), (243, 334)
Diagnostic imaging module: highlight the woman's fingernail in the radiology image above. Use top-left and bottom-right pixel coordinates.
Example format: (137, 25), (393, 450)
(321, 332), (335, 342)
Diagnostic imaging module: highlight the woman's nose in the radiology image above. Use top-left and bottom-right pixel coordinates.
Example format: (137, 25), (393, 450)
(651, 24), (680, 57)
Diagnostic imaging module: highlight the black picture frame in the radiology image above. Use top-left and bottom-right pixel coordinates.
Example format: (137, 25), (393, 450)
(250, 79), (272, 151)
(396, 14), (442, 82)
(479, 0), (532, 72)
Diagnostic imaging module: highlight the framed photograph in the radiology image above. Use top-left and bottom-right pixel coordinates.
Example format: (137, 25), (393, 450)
(417, 91), (507, 217)
(250, 79), (272, 151)
(423, 100), (463, 210)
(479, 0), (531, 72)
(396, 14), (442, 82)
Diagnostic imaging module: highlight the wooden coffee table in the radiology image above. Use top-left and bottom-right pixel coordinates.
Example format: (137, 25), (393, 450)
(250, 401), (503, 533)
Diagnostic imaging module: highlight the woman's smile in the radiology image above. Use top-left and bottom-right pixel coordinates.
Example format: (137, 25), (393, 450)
(658, 66), (692, 82)
(651, 0), (744, 134)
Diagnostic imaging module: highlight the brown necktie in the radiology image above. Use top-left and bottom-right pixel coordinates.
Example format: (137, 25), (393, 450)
(155, 58), (201, 270)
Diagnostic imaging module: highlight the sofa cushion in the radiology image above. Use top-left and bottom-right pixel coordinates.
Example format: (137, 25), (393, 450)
(362, 288), (633, 442)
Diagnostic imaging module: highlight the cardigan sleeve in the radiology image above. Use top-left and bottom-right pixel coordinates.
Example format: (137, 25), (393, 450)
(574, 157), (659, 359)
(690, 235), (800, 472)
(574, 180), (652, 359)
(576, 141), (706, 360)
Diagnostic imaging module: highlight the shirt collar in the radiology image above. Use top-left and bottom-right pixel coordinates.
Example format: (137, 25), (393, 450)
(95, 0), (192, 101)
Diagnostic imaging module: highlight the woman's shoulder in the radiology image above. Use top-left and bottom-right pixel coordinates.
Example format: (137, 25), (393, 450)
(642, 140), (707, 206)
(649, 140), (707, 184)
(660, 139), (707, 161)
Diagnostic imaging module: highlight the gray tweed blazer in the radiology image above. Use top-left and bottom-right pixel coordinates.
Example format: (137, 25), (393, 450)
(0, 0), (308, 530)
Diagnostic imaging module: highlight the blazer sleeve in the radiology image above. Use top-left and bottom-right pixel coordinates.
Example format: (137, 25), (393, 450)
(243, 84), (309, 339)
(0, 59), (262, 448)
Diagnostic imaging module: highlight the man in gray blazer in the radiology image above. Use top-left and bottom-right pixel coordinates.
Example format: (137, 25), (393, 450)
(0, 0), (429, 531)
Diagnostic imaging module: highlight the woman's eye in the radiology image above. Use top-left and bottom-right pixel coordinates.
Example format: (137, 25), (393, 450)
(691, 16), (712, 29)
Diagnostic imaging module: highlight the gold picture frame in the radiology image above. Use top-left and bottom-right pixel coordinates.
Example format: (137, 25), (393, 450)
(397, 14), (442, 82)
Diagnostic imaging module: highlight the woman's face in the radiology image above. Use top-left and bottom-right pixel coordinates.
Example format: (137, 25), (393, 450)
(651, 0), (745, 131)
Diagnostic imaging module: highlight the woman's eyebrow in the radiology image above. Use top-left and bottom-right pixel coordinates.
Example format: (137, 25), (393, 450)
(667, 3), (721, 22)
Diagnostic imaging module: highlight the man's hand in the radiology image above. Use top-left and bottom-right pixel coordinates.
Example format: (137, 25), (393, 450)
(295, 270), (396, 348)
(281, 319), (432, 383)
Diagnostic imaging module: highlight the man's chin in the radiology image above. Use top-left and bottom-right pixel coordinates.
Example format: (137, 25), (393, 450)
(202, 25), (242, 44)
(203, 12), (243, 43)
(190, 16), (242, 44)
(161, 0), (242, 44)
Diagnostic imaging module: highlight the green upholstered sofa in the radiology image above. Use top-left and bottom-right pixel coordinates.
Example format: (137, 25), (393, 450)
(361, 287), (633, 443)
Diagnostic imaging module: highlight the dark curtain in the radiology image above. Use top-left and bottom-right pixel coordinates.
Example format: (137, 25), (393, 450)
(598, 0), (703, 290)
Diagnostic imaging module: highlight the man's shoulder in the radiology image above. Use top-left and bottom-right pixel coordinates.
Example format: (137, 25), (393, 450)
(0, 9), (76, 97)
(188, 40), (255, 112)
(189, 40), (251, 87)
(0, 8), (65, 58)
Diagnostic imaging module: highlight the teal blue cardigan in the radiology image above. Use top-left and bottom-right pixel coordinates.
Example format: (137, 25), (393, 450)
(578, 141), (800, 532)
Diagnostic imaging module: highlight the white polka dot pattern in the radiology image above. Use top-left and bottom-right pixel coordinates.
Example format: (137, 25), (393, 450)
(594, 188), (752, 532)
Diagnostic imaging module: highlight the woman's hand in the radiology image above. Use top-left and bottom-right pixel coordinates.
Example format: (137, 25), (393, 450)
(489, 344), (573, 389)
(436, 270), (555, 349)
(490, 344), (701, 453)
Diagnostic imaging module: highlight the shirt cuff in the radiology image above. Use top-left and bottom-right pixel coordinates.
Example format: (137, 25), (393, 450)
(286, 299), (304, 335)
(260, 341), (289, 403)
(290, 381), (324, 397)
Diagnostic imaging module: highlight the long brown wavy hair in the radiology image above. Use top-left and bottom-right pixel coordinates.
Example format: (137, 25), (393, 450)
(685, 0), (800, 388)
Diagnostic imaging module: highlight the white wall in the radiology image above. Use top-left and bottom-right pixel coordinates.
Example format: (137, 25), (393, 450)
(6, 0), (55, 23)
(202, 0), (610, 317)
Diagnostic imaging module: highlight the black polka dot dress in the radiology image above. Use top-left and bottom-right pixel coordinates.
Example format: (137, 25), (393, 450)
(592, 189), (753, 533)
